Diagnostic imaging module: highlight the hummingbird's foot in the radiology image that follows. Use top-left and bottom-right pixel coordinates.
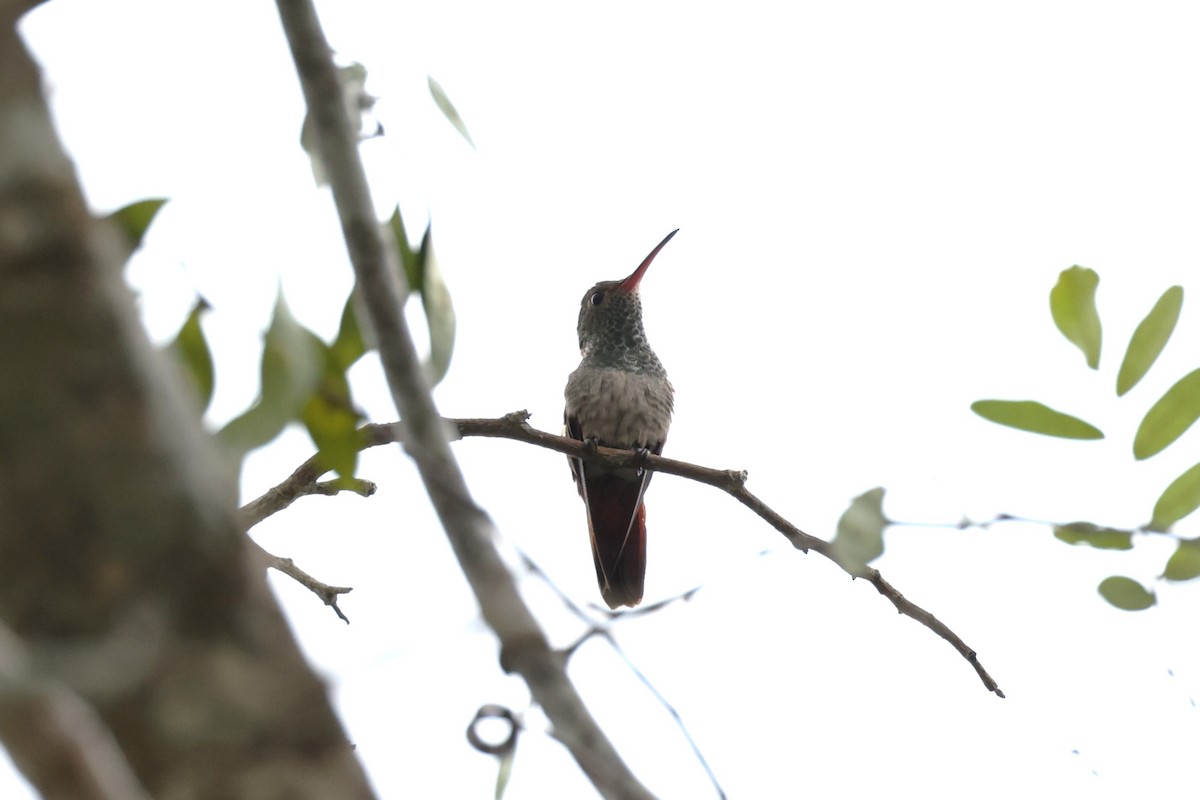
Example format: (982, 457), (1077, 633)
(583, 437), (600, 455)
(632, 446), (652, 477)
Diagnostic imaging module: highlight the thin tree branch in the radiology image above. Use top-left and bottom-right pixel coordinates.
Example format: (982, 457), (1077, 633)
(275, 5), (659, 799)
(259, 412), (1006, 698)
(239, 445), (371, 619)
(249, 541), (353, 623)
(451, 414), (1005, 697)
(240, 445), (377, 530)
(512, 545), (725, 798)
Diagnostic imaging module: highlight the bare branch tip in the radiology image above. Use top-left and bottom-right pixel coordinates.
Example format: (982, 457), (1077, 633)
(318, 586), (352, 623)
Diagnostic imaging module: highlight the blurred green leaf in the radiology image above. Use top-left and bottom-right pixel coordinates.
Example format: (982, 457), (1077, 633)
(168, 297), (215, 412)
(1052, 522), (1133, 550)
(215, 401), (285, 459)
(428, 75), (476, 149)
(1097, 576), (1155, 611)
(387, 209), (457, 386)
(1163, 539), (1200, 582)
(302, 346), (363, 483)
(1133, 368), (1200, 460)
(970, 400), (1104, 440)
(217, 292), (323, 458)
(830, 487), (888, 573)
(259, 294), (323, 411)
(1116, 286), (1183, 396)
(105, 198), (168, 263)
(388, 206), (421, 291)
(1050, 266), (1102, 369)
(332, 289), (368, 370)
(1149, 461), (1200, 531)
(417, 226), (456, 385)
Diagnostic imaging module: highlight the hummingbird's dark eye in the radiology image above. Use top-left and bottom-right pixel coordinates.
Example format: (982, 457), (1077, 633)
(590, 291), (604, 306)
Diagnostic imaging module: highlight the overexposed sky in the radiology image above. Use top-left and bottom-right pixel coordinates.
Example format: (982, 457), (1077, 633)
(12, 1), (1200, 797)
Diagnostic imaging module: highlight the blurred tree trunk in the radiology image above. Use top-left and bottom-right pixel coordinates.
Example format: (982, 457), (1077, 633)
(0, 15), (376, 799)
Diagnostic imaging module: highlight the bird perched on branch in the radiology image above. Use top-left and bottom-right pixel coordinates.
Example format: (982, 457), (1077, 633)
(565, 230), (677, 608)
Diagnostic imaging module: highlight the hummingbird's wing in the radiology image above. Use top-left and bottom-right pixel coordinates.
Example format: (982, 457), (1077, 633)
(565, 413), (662, 609)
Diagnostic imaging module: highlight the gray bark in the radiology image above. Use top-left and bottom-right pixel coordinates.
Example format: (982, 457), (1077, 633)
(0, 19), (376, 800)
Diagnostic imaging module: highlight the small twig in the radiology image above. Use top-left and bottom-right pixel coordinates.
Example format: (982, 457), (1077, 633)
(598, 629), (727, 800)
(240, 445), (377, 530)
(239, 454), (366, 619)
(515, 545), (725, 798)
(249, 541), (352, 623)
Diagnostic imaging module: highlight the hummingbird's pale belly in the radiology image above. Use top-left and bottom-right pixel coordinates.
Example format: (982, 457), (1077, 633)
(565, 366), (674, 448)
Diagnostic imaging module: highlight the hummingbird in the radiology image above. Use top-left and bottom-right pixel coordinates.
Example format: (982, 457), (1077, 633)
(565, 230), (677, 608)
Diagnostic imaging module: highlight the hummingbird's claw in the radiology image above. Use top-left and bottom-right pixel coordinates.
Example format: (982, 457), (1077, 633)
(583, 438), (600, 455)
(632, 445), (652, 477)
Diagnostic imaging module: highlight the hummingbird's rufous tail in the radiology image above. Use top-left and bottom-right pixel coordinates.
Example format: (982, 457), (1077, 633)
(582, 472), (647, 609)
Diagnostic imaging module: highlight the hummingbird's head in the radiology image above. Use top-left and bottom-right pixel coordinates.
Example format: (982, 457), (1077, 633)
(575, 230), (677, 371)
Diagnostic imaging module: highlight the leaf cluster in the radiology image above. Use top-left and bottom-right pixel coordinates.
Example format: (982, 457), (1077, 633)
(972, 266), (1200, 609)
(106, 198), (457, 485)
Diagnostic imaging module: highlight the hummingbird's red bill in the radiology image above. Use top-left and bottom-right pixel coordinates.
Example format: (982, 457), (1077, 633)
(617, 228), (679, 293)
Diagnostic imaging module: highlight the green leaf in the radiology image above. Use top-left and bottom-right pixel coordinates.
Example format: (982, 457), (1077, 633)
(259, 295), (323, 411)
(331, 289), (368, 370)
(1163, 539), (1200, 582)
(1050, 266), (1102, 369)
(1097, 576), (1155, 611)
(217, 292), (323, 458)
(302, 342), (363, 482)
(387, 209), (457, 385)
(1116, 286), (1183, 396)
(1052, 522), (1133, 550)
(417, 226), (456, 385)
(830, 487), (888, 573)
(1133, 368), (1200, 459)
(388, 207), (421, 292)
(970, 400), (1104, 440)
(428, 75), (476, 149)
(105, 198), (168, 263)
(215, 401), (286, 458)
(303, 395), (362, 483)
(1149, 461), (1200, 531)
(168, 297), (215, 412)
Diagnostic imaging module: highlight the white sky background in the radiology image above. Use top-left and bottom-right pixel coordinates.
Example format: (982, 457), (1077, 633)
(11, 1), (1200, 797)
